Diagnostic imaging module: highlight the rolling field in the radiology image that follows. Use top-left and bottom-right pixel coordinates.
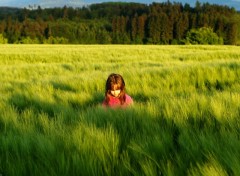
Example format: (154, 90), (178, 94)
(0, 44), (240, 175)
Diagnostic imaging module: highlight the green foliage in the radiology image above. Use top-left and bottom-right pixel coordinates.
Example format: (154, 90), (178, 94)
(0, 2), (239, 44)
(49, 20), (77, 43)
(96, 30), (112, 44)
(43, 36), (69, 44)
(185, 27), (223, 45)
(0, 33), (8, 43)
(112, 32), (131, 44)
(0, 45), (240, 175)
(16, 37), (40, 44)
(236, 13), (240, 45)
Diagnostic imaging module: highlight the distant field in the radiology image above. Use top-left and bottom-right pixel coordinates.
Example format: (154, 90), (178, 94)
(0, 45), (240, 175)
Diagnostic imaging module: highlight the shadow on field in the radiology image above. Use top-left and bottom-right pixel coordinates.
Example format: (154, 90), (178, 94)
(9, 93), (70, 117)
(131, 93), (152, 103)
(77, 103), (240, 175)
(8, 91), (104, 118)
(7, 90), (240, 175)
(51, 81), (77, 93)
(80, 106), (181, 157)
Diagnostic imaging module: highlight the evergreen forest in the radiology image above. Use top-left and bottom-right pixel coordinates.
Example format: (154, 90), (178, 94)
(0, 1), (240, 45)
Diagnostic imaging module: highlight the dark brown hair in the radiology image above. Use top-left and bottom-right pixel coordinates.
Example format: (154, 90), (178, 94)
(105, 73), (126, 105)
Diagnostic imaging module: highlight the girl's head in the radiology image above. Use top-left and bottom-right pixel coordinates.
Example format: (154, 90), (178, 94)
(105, 73), (126, 104)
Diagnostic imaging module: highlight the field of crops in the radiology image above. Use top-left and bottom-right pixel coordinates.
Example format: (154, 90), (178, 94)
(0, 44), (240, 175)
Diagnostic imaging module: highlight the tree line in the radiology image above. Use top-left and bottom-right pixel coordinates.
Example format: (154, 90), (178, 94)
(0, 1), (239, 45)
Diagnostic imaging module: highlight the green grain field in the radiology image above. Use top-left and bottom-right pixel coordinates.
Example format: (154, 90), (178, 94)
(0, 44), (240, 176)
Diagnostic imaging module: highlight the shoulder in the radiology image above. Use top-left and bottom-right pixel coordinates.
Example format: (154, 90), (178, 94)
(125, 94), (133, 99)
(125, 94), (133, 104)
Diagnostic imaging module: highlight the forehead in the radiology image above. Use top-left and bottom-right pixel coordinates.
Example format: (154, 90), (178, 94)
(111, 83), (121, 90)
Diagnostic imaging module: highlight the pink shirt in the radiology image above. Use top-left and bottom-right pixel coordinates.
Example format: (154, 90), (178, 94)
(102, 94), (133, 108)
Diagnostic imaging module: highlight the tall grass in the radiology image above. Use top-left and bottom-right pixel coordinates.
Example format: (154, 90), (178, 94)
(0, 45), (240, 175)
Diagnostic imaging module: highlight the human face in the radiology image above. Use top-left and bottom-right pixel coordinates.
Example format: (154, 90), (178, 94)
(110, 89), (121, 97)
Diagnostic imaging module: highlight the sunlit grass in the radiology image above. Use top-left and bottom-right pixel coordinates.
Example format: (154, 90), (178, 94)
(0, 45), (240, 175)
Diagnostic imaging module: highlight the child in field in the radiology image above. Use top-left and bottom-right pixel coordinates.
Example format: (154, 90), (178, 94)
(102, 73), (133, 108)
